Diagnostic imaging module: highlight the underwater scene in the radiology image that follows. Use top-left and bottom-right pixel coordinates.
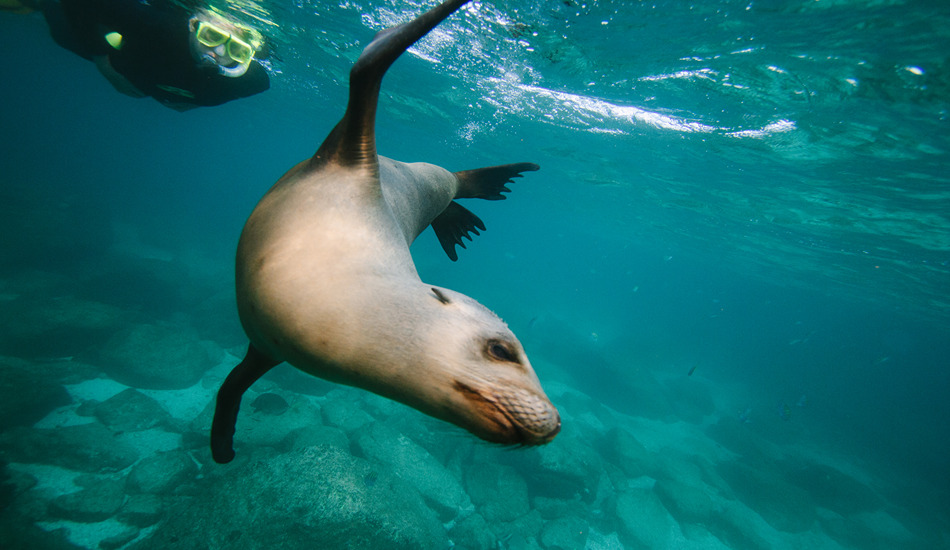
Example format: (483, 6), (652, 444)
(1, 0), (949, 548)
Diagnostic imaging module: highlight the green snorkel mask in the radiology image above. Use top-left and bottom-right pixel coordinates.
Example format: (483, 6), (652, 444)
(190, 14), (262, 78)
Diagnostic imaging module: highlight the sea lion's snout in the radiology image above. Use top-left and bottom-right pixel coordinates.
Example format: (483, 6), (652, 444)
(497, 385), (561, 445)
(455, 381), (560, 446)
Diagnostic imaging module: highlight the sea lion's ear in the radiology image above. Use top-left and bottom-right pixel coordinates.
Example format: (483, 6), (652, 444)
(431, 288), (452, 305)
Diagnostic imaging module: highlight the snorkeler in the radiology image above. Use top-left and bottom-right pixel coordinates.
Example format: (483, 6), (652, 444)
(10, 0), (270, 110)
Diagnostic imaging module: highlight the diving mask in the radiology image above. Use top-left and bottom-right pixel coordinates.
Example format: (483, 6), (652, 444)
(192, 18), (260, 77)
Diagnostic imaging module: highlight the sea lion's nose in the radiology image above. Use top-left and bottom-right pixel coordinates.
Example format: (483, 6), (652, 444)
(519, 401), (560, 446)
(533, 413), (561, 445)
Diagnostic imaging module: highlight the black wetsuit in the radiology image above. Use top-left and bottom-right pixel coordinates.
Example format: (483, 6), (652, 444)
(42, 0), (269, 108)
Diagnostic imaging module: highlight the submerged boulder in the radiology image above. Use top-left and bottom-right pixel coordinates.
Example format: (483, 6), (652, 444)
(354, 423), (468, 521)
(0, 422), (139, 472)
(98, 323), (217, 390)
(249, 392), (289, 415)
(540, 515), (589, 550)
(464, 462), (529, 523)
(126, 450), (198, 494)
(653, 477), (722, 525)
(717, 459), (816, 533)
(784, 462), (883, 515)
(47, 478), (126, 523)
(603, 427), (655, 478)
(614, 488), (684, 549)
(448, 512), (497, 550)
(118, 494), (165, 528)
(513, 432), (603, 501)
(93, 388), (171, 432)
(321, 392), (375, 433)
(0, 294), (126, 359)
(131, 445), (447, 550)
(0, 356), (71, 430)
(231, 392), (322, 453)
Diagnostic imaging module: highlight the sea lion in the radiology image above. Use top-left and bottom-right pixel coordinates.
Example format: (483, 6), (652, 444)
(210, 0), (560, 464)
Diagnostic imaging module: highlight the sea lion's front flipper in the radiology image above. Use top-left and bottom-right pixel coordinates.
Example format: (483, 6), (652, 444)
(454, 163), (540, 200)
(210, 344), (280, 464)
(431, 201), (486, 261)
(311, 0), (472, 172)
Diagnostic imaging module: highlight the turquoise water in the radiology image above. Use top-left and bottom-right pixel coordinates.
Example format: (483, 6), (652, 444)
(2, 0), (949, 548)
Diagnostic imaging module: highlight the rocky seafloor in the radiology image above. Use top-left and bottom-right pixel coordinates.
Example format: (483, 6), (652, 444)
(0, 262), (947, 550)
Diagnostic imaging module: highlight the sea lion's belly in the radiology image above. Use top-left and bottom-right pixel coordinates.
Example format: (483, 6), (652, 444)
(235, 164), (417, 364)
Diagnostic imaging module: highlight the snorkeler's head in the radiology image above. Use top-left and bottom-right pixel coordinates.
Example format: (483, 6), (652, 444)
(189, 9), (263, 78)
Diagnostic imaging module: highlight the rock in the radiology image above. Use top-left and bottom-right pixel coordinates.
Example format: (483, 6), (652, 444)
(540, 515), (588, 550)
(0, 460), (25, 513)
(516, 433), (603, 500)
(0, 294), (126, 359)
(614, 488), (683, 549)
(603, 427), (655, 478)
(1, 464), (40, 520)
(249, 392), (289, 415)
(653, 477), (722, 524)
(852, 510), (916, 545)
(98, 323), (216, 390)
(0, 356), (71, 430)
(80, 256), (206, 319)
(711, 498), (782, 550)
(464, 462), (529, 523)
(651, 448), (725, 493)
(93, 388), (170, 432)
(506, 534), (543, 550)
(264, 365), (338, 396)
(0, 423), (139, 472)
(533, 496), (573, 519)
(321, 392), (375, 433)
(189, 289), (248, 349)
(0, 509), (83, 550)
(704, 417), (782, 464)
(717, 459), (816, 533)
(678, 524), (732, 549)
(284, 425), (350, 453)
(234, 392), (321, 453)
(497, 509), (544, 543)
(449, 513), (497, 550)
(585, 529), (626, 550)
(378, 409), (463, 464)
(784, 463), (883, 515)
(48, 478), (126, 522)
(126, 450), (198, 494)
(98, 526), (140, 550)
(355, 423), (467, 521)
(118, 494), (165, 527)
(130, 445), (448, 549)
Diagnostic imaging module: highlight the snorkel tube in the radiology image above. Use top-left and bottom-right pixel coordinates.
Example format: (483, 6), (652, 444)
(196, 49), (251, 77)
(218, 60), (252, 78)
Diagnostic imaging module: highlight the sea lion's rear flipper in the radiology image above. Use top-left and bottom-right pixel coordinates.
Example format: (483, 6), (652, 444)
(431, 201), (485, 261)
(310, 0), (472, 173)
(454, 163), (540, 200)
(210, 344), (280, 464)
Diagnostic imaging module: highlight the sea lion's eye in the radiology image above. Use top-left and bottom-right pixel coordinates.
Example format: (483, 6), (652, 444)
(487, 340), (517, 363)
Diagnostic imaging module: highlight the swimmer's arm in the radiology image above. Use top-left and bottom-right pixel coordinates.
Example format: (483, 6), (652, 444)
(92, 55), (146, 98)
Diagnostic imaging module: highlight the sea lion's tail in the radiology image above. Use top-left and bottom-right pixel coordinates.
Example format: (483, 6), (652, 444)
(210, 344), (279, 463)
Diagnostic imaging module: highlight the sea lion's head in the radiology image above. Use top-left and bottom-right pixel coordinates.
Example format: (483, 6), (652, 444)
(417, 286), (560, 446)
